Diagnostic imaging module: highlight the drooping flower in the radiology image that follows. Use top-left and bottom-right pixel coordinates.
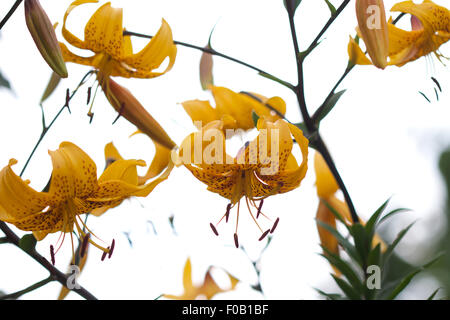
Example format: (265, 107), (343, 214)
(164, 258), (239, 300)
(59, 0), (177, 80)
(177, 118), (308, 247)
(181, 86), (286, 132)
(349, 0), (450, 67)
(314, 153), (386, 275)
(0, 142), (172, 258)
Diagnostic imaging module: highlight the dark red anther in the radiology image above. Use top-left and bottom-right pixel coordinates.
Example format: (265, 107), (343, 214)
(258, 229), (271, 241)
(233, 233), (239, 248)
(101, 248), (109, 261)
(65, 89), (71, 113)
(108, 239), (115, 259)
(210, 223), (219, 236)
(80, 233), (90, 258)
(256, 200), (264, 219)
(270, 217), (280, 234)
(50, 245), (55, 265)
(225, 203), (231, 223)
(87, 87), (92, 105)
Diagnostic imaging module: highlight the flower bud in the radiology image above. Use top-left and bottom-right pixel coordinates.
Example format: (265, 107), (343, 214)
(102, 76), (176, 150)
(355, 0), (389, 69)
(25, 0), (68, 78)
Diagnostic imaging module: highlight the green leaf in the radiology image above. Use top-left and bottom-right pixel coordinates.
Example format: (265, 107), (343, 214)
(314, 288), (343, 300)
(0, 70), (11, 90)
(387, 254), (443, 300)
(426, 288), (440, 300)
(283, 0), (302, 14)
(316, 220), (362, 266)
(365, 198), (390, 238)
(367, 243), (381, 267)
(331, 274), (361, 300)
(258, 71), (294, 90)
(40, 72), (61, 104)
(381, 222), (415, 268)
(314, 89), (346, 126)
(19, 234), (37, 252)
(320, 246), (364, 293)
(350, 223), (369, 265)
(324, 0), (336, 15)
(252, 111), (260, 127)
(378, 208), (410, 226)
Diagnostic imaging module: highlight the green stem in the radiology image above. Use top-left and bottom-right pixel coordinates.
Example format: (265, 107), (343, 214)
(20, 70), (94, 177)
(0, 277), (53, 300)
(0, 0), (23, 31)
(123, 30), (294, 90)
(0, 237), (9, 244)
(285, 0), (360, 224)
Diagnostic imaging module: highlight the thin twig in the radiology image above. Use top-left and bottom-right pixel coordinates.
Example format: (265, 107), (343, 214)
(0, 0), (23, 31)
(0, 276), (53, 300)
(123, 30), (294, 90)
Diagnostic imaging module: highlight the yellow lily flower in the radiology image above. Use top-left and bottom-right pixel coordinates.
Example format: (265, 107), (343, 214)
(181, 86), (286, 131)
(59, 0), (177, 79)
(0, 142), (172, 258)
(349, 0), (450, 67)
(314, 153), (386, 275)
(164, 258), (239, 300)
(178, 118), (308, 247)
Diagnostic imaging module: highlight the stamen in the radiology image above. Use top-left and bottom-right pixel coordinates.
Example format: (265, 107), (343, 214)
(108, 239), (115, 259)
(87, 87), (92, 105)
(65, 89), (71, 113)
(256, 200), (264, 219)
(258, 229), (271, 241)
(50, 245), (55, 265)
(80, 233), (91, 258)
(234, 233), (239, 248)
(245, 197), (263, 233)
(270, 217), (280, 234)
(210, 223), (219, 236)
(225, 203), (231, 223)
(101, 248), (109, 261)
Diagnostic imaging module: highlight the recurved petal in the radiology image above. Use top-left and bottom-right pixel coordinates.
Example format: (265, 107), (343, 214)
(0, 159), (51, 222)
(211, 86), (254, 130)
(124, 19), (177, 74)
(48, 142), (98, 201)
(347, 36), (373, 65)
(314, 152), (339, 199)
(62, 0), (98, 49)
(59, 42), (98, 67)
(181, 99), (219, 124)
(138, 142), (172, 184)
(11, 206), (63, 233)
(104, 142), (124, 167)
(84, 2), (124, 60)
(98, 158), (146, 185)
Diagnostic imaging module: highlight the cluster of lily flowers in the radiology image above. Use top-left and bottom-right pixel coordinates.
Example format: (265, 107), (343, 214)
(0, 0), (449, 299)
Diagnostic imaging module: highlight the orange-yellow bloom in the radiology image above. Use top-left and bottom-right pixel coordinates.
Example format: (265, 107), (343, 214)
(349, 0), (450, 67)
(164, 258), (239, 300)
(182, 86), (286, 131)
(59, 0), (177, 79)
(178, 118), (308, 246)
(0, 142), (171, 257)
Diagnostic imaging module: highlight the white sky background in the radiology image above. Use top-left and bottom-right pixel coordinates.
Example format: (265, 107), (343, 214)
(0, 0), (449, 299)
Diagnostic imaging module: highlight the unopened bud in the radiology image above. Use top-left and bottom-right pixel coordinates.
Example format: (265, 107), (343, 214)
(25, 0), (68, 78)
(355, 0), (389, 69)
(101, 76), (176, 150)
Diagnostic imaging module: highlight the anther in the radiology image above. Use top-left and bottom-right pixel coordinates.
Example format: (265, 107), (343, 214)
(270, 217), (280, 234)
(108, 239), (115, 259)
(258, 229), (271, 241)
(50, 245), (55, 265)
(80, 233), (90, 258)
(233, 233), (239, 248)
(225, 203), (231, 223)
(65, 89), (71, 113)
(256, 200), (264, 219)
(210, 223), (219, 236)
(101, 248), (109, 261)
(87, 87), (92, 105)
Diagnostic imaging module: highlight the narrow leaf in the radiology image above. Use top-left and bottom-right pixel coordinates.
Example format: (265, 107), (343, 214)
(314, 89), (346, 125)
(324, 0), (336, 15)
(0, 70), (11, 90)
(382, 222), (415, 267)
(331, 274), (361, 300)
(40, 72), (61, 104)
